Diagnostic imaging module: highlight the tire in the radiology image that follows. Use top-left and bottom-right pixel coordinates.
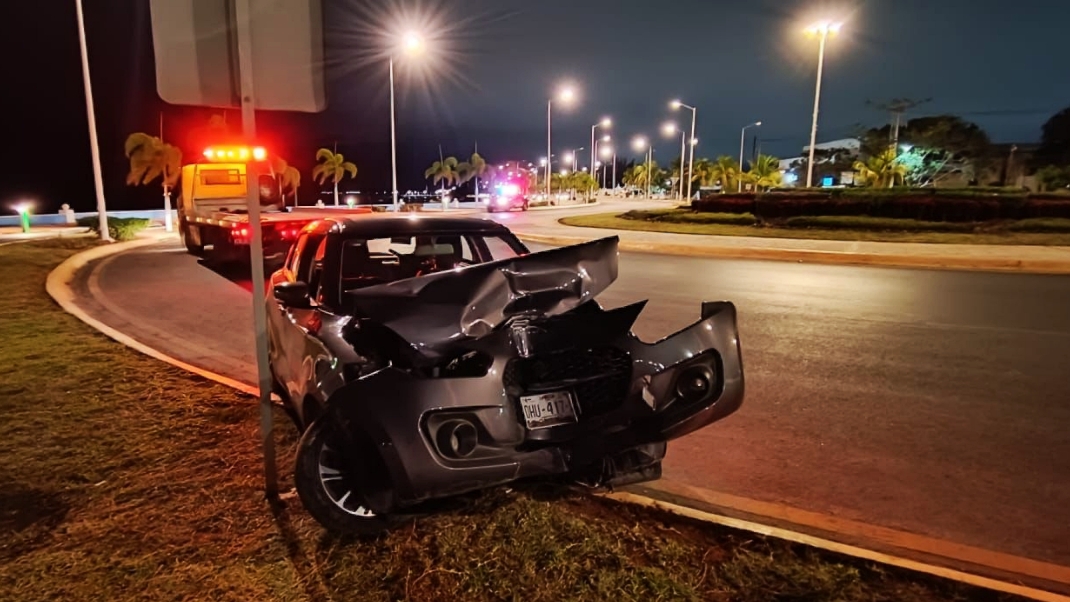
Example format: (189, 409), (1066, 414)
(180, 223), (204, 256)
(293, 418), (398, 535)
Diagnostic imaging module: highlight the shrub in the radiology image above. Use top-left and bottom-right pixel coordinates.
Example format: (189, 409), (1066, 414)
(692, 189), (1070, 222)
(77, 216), (152, 241)
(784, 215), (975, 232)
(1020, 200), (1070, 219)
(692, 194), (756, 214)
(622, 209), (757, 226)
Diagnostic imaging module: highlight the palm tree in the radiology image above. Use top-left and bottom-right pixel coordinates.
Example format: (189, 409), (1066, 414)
(312, 148), (357, 205)
(854, 149), (907, 188)
(425, 156), (461, 191)
(124, 133), (182, 229)
(460, 152), (490, 200)
(691, 158), (716, 187)
(279, 166), (302, 205)
(742, 154), (783, 191)
(710, 156), (740, 193)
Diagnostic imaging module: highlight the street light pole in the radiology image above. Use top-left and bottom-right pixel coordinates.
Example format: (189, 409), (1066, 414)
(646, 147), (653, 199)
(678, 131), (686, 201)
(75, 0), (109, 241)
(389, 57), (399, 209)
(805, 21), (840, 188)
(546, 99), (552, 199)
(671, 100), (698, 202)
(612, 151), (617, 191)
(739, 121), (762, 192)
(590, 118), (610, 175)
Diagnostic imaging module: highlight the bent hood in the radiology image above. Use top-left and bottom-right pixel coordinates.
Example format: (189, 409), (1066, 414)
(345, 236), (619, 357)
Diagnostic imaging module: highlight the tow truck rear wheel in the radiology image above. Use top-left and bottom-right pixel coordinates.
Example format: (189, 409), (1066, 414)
(180, 223), (204, 256)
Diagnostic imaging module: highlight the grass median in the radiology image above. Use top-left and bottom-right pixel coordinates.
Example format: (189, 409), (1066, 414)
(0, 238), (1023, 601)
(562, 209), (1070, 245)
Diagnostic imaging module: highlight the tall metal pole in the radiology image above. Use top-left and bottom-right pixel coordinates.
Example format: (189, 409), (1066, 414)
(74, 0), (110, 241)
(389, 57), (399, 209)
(160, 111), (173, 231)
(612, 152), (616, 191)
(738, 122), (761, 193)
(678, 131), (686, 201)
(738, 126), (747, 193)
(235, 0), (277, 497)
(590, 126), (596, 178)
(806, 30), (828, 188)
(546, 100), (552, 200)
(646, 147), (652, 199)
(686, 107), (696, 202)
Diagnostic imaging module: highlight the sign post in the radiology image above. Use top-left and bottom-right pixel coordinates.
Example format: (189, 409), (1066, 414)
(233, 0), (277, 496)
(148, 0), (325, 497)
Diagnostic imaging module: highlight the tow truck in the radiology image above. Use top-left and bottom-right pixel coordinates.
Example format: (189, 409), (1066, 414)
(177, 145), (371, 264)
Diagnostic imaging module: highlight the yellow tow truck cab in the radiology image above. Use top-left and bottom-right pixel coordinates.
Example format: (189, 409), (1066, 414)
(176, 146), (370, 264)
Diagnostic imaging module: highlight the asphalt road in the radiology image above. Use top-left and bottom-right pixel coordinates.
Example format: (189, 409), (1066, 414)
(73, 223), (1070, 575)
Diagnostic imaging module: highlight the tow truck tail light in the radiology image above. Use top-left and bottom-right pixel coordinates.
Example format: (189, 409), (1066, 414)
(203, 146), (268, 163)
(229, 226), (250, 244)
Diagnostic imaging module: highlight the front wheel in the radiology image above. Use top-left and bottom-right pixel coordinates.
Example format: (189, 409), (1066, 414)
(294, 418), (398, 534)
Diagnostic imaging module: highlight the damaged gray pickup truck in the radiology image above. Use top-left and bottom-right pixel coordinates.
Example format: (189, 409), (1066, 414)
(266, 215), (744, 533)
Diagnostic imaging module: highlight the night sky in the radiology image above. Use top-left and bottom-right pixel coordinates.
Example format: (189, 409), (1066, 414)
(3, 0), (1069, 212)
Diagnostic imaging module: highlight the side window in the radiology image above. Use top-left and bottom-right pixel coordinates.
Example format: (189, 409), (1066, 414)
(457, 236), (475, 262)
(287, 233), (309, 277)
(308, 238), (329, 304)
(482, 236), (521, 261)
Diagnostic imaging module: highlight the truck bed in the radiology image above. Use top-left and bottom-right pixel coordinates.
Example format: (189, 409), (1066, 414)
(184, 205), (374, 228)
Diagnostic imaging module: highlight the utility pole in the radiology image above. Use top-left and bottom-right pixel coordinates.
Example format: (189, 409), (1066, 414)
(867, 97), (931, 155)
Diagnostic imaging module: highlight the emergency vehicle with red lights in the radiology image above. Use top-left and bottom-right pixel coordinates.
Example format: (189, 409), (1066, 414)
(486, 170), (530, 213)
(177, 145), (370, 264)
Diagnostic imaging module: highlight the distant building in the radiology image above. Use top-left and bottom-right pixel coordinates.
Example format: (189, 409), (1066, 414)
(779, 138), (861, 187)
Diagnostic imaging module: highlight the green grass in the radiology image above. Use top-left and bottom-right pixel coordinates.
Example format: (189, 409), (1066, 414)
(0, 239), (1024, 601)
(562, 211), (1070, 246)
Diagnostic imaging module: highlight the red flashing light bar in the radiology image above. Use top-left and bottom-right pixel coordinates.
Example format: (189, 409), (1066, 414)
(203, 146), (267, 162)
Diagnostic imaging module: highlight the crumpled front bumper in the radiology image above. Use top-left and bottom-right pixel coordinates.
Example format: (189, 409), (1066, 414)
(327, 301), (743, 513)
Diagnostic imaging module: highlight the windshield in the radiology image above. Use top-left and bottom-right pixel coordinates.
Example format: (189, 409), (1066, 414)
(339, 232), (524, 292)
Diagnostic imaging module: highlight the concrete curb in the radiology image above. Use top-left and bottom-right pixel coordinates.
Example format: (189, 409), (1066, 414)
(514, 231), (1070, 274)
(42, 238), (1069, 602)
(45, 237), (259, 397)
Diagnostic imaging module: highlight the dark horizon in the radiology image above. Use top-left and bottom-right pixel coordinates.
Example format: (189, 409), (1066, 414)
(3, 0), (1069, 213)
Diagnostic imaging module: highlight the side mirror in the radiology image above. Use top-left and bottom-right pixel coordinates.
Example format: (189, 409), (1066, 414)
(274, 281), (311, 308)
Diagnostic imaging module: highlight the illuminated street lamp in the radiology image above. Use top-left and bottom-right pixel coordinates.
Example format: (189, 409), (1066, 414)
(547, 85), (578, 198)
(633, 136), (653, 199)
(13, 202), (33, 234)
(590, 117), (611, 175)
(739, 121), (762, 192)
(804, 20), (843, 188)
(391, 30), (426, 209)
(663, 122), (687, 201)
(670, 99), (698, 203)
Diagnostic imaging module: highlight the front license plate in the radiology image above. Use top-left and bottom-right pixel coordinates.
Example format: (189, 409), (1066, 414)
(519, 391), (577, 429)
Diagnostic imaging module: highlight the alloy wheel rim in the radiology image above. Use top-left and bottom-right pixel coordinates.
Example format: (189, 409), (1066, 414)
(317, 441), (375, 518)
